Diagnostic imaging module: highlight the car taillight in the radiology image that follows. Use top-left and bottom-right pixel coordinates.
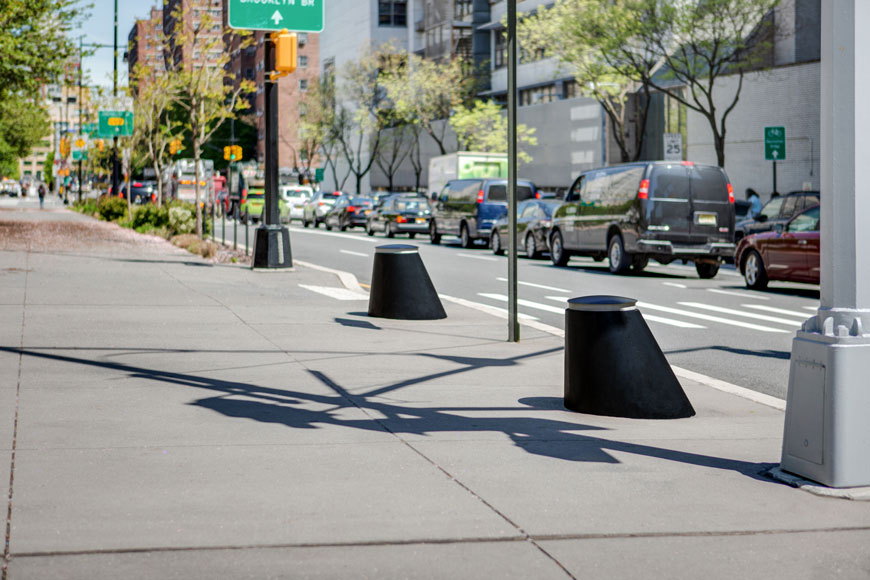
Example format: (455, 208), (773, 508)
(347, 206), (356, 213)
(396, 216), (407, 223)
(476, 190), (485, 203)
(727, 183), (735, 204)
(318, 201), (325, 206)
(151, 194), (156, 203)
(118, 192), (123, 198)
(637, 179), (650, 200)
(535, 191), (541, 199)
(133, 182), (142, 187)
(681, 161), (694, 167)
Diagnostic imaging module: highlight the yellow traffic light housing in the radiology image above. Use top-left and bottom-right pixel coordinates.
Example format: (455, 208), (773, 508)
(274, 30), (297, 74)
(233, 145), (242, 161)
(224, 146), (232, 161)
(169, 139), (182, 156)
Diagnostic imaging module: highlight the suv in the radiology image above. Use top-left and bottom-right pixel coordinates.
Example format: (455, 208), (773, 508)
(735, 191), (820, 242)
(549, 161), (736, 279)
(429, 178), (537, 248)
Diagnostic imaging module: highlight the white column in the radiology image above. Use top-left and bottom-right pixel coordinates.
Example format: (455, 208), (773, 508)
(779, 0), (870, 488)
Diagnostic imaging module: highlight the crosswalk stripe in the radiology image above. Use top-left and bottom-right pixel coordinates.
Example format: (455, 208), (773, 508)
(440, 295), (540, 321)
(478, 293), (564, 314)
(340, 250), (368, 257)
(459, 253), (499, 262)
(637, 302), (789, 333)
(299, 285), (369, 301)
(678, 302), (801, 326)
(544, 296), (704, 329)
(496, 277), (570, 293)
(707, 288), (770, 300)
(744, 304), (812, 318)
(803, 306), (819, 311)
(663, 282), (688, 289)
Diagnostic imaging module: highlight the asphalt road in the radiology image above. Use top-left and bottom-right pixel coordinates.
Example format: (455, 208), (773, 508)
(212, 216), (819, 400)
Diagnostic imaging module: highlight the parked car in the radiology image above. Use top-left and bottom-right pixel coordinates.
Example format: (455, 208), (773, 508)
(120, 181), (157, 205)
(281, 185), (314, 222)
(324, 196), (374, 231)
(548, 161), (736, 278)
(736, 204), (819, 290)
(490, 199), (562, 258)
(735, 190), (820, 242)
(366, 194), (432, 238)
(429, 178), (538, 248)
(302, 191), (343, 228)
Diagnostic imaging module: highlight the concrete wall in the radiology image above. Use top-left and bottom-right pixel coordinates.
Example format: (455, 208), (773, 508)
(685, 61), (821, 201)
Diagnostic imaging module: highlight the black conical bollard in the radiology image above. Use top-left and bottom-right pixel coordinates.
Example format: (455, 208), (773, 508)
(368, 245), (447, 320)
(564, 296), (695, 419)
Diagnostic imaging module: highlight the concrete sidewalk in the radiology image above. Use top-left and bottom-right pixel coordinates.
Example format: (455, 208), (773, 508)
(1, 209), (869, 579)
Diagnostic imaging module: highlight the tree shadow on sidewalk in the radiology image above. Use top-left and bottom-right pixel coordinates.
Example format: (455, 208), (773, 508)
(0, 346), (776, 482)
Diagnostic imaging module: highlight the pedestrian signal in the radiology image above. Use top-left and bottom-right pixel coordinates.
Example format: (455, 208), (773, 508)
(170, 139), (182, 155)
(274, 30), (297, 74)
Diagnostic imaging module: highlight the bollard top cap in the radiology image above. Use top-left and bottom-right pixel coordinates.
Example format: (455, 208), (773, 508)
(375, 244), (419, 254)
(568, 295), (637, 312)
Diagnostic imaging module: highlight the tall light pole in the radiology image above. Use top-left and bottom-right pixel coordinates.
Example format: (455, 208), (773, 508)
(779, 0), (870, 488)
(507, 0), (519, 342)
(111, 0), (119, 198)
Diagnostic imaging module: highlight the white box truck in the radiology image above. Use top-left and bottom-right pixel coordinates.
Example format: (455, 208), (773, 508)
(427, 152), (508, 198)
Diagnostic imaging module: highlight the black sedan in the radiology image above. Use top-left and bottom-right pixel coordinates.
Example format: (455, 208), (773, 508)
(324, 196), (374, 231)
(490, 199), (562, 259)
(366, 194), (432, 238)
(735, 191), (820, 242)
(121, 181), (158, 204)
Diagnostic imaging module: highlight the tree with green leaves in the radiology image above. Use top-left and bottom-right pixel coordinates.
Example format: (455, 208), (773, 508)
(292, 76), (334, 183)
(450, 101), (538, 164)
(382, 54), (470, 156)
(166, 5), (254, 236)
(0, 94), (48, 178)
(132, 65), (180, 207)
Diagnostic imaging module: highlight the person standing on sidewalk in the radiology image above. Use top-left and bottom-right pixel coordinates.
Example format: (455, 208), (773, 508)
(38, 183), (46, 209)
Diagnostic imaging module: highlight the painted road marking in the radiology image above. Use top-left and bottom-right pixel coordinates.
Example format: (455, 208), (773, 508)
(479, 293), (564, 314)
(744, 304), (813, 318)
(544, 296), (704, 329)
(663, 282), (688, 289)
(678, 302), (802, 327)
(803, 306), (819, 311)
(290, 226), (381, 243)
(299, 285), (369, 301)
(497, 277), (571, 293)
(459, 253), (499, 262)
(439, 295), (541, 322)
(707, 288), (770, 300)
(637, 302), (789, 333)
(340, 250), (369, 257)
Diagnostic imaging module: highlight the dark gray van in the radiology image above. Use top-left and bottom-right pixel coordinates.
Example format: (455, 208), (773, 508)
(429, 178), (537, 248)
(549, 162), (736, 278)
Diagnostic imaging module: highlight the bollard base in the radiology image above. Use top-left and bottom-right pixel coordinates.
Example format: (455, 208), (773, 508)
(252, 225), (292, 269)
(368, 244), (446, 320)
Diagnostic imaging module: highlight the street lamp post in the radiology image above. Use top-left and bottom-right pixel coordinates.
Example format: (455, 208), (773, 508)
(779, 0), (870, 488)
(507, 0), (519, 343)
(111, 0), (119, 200)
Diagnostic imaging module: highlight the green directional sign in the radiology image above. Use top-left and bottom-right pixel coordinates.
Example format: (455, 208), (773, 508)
(764, 126), (786, 161)
(228, 0), (324, 32)
(98, 111), (134, 138)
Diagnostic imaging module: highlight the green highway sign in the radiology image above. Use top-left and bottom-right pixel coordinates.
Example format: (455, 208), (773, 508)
(314, 167), (325, 182)
(764, 126), (786, 161)
(228, 0), (324, 32)
(98, 111), (134, 138)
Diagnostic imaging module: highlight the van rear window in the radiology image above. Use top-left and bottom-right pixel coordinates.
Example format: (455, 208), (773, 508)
(690, 166), (729, 201)
(487, 184), (534, 202)
(649, 165), (690, 200)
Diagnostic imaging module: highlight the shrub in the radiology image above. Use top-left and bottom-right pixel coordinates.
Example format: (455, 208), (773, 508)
(97, 196), (128, 222)
(131, 204), (169, 230)
(169, 206), (195, 234)
(72, 199), (98, 216)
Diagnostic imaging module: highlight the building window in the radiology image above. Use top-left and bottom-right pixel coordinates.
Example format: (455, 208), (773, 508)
(563, 79), (580, 100)
(519, 84), (557, 107)
(494, 30), (506, 69)
(299, 79), (308, 92)
(379, 1), (407, 27)
(299, 55), (308, 68)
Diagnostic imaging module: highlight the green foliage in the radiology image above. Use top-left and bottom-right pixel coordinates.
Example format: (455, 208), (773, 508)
(168, 206), (195, 235)
(72, 199), (98, 216)
(449, 101), (538, 164)
(130, 204), (169, 231)
(43, 150), (55, 190)
(97, 196), (128, 222)
(0, 94), (49, 178)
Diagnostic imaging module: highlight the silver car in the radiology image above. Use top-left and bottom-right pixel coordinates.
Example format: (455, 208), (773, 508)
(281, 185), (314, 222)
(302, 191), (343, 228)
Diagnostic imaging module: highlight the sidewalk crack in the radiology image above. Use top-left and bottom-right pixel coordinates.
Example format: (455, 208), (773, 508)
(3, 244), (29, 580)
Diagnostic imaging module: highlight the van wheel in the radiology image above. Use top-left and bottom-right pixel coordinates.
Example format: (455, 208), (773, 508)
(325, 221), (333, 231)
(608, 235), (631, 274)
(386, 222), (395, 238)
(550, 231), (570, 267)
(632, 255), (649, 272)
(408, 233), (416, 239)
(366, 221), (374, 236)
(525, 233), (540, 259)
(429, 221), (441, 245)
(460, 224), (473, 248)
(303, 217), (310, 228)
(491, 231), (504, 255)
(743, 251), (768, 289)
(696, 262), (720, 279)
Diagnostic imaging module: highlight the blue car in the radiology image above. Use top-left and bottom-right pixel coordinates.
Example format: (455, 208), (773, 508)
(429, 178), (538, 248)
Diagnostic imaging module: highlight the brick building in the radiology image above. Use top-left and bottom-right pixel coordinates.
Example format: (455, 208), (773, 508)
(163, 0), (225, 71)
(127, 6), (164, 91)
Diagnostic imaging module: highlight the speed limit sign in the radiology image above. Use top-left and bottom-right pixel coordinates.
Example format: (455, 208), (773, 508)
(663, 133), (683, 161)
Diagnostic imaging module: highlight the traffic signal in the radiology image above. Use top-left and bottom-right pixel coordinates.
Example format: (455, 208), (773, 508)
(232, 145), (242, 161)
(224, 146), (232, 161)
(274, 30), (297, 74)
(169, 139), (182, 155)
(59, 137), (71, 158)
(96, 139), (105, 152)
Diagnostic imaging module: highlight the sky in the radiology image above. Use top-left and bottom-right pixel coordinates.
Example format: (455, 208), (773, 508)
(72, 0), (159, 90)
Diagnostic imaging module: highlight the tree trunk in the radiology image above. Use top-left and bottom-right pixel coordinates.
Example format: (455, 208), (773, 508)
(193, 103), (202, 237)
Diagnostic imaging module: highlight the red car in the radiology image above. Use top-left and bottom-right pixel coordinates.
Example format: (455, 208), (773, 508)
(735, 204), (819, 289)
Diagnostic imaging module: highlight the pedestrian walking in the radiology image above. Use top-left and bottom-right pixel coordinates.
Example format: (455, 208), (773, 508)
(38, 183), (46, 209)
(745, 188), (762, 218)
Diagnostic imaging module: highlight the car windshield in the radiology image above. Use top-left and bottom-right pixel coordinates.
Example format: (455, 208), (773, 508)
(247, 192), (265, 199)
(350, 198), (372, 206)
(286, 189), (310, 197)
(759, 197), (784, 219)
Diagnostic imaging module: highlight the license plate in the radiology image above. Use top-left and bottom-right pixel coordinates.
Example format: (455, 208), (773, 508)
(696, 213), (717, 226)
(416, 218), (426, 224)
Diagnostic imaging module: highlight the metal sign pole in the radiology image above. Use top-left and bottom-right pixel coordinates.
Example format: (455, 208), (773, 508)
(507, 0), (519, 342)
